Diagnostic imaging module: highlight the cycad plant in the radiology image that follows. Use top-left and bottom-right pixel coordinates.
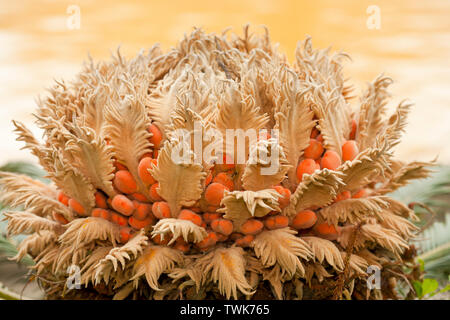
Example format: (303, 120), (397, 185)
(0, 26), (434, 300)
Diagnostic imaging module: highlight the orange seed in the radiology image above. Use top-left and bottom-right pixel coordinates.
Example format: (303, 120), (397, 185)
(213, 172), (234, 191)
(178, 209), (203, 226)
(119, 227), (133, 243)
(240, 219), (264, 235)
(114, 170), (138, 194)
(111, 195), (134, 216)
(235, 234), (254, 247)
(92, 208), (111, 220)
(304, 139), (324, 160)
(296, 159), (318, 182)
(128, 216), (153, 229)
(149, 183), (163, 201)
(152, 201), (171, 219)
(205, 182), (228, 206)
(133, 202), (152, 220)
(321, 150), (342, 171)
(68, 198), (86, 215)
(291, 210), (317, 230)
(111, 212), (128, 227)
(264, 215), (289, 230)
(148, 124), (163, 149)
(203, 212), (222, 224)
(342, 140), (359, 162)
(57, 191), (69, 206)
(94, 191), (108, 209)
(138, 157), (157, 185)
(314, 222), (340, 240)
(53, 212), (69, 225)
(273, 185), (291, 209)
(210, 219), (234, 236)
(195, 231), (218, 249)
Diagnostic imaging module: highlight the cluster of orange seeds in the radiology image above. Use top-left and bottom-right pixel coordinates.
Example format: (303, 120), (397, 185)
(56, 124), (163, 244)
(297, 120), (359, 180)
(291, 119), (370, 240)
(55, 118), (370, 252)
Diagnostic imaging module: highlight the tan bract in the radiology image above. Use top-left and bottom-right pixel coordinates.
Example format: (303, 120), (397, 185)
(253, 228), (313, 278)
(0, 26), (433, 300)
(219, 189), (281, 227)
(151, 218), (207, 244)
(150, 139), (206, 216)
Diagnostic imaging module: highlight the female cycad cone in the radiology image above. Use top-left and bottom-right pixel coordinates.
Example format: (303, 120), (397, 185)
(0, 26), (434, 300)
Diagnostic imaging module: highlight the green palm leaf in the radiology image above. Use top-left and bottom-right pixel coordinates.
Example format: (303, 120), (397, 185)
(390, 165), (450, 281)
(390, 165), (450, 222)
(0, 160), (47, 299)
(417, 215), (450, 280)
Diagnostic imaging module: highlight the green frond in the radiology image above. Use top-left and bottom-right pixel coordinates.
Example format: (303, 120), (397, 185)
(0, 161), (48, 183)
(0, 161), (46, 299)
(417, 214), (450, 280)
(390, 165), (450, 220)
(0, 234), (34, 266)
(390, 165), (450, 280)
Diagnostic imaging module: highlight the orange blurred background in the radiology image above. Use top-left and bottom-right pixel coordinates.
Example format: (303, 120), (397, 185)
(0, 0), (449, 165)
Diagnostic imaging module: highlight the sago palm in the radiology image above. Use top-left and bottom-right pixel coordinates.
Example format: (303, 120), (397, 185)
(0, 26), (434, 300)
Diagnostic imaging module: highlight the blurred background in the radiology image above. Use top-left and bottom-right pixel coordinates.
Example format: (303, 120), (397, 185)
(0, 0), (450, 165)
(0, 0), (449, 299)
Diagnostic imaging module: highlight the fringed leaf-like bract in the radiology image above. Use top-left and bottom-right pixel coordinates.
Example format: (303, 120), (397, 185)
(1, 26), (432, 300)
